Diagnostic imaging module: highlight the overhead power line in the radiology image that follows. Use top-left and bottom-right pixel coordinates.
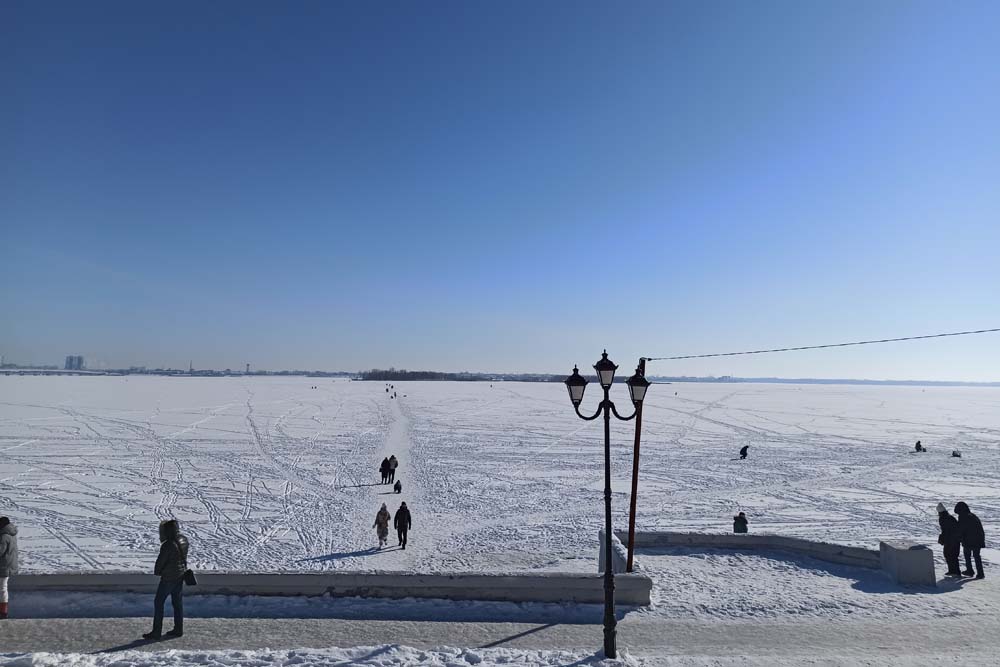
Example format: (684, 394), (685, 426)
(643, 327), (1000, 363)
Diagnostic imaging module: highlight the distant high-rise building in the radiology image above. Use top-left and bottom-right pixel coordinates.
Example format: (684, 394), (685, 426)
(64, 355), (84, 370)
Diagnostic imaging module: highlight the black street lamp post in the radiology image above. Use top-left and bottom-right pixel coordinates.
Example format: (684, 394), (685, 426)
(564, 351), (650, 660)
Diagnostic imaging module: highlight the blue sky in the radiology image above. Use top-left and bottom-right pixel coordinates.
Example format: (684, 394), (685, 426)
(2, 1), (999, 379)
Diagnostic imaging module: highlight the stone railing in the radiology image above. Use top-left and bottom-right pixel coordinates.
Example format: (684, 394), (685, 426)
(12, 569), (654, 605)
(618, 530), (936, 586)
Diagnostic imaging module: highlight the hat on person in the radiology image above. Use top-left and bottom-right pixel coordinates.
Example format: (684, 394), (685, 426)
(936, 503), (947, 513)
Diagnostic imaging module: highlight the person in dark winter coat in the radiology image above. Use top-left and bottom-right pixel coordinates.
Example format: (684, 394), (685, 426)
(393, 479), (402, 494)
(143, 519), (190, 639)
(379, 457), (390, 484)
(937, 503), (962, 576)
(915, 440), (924, 452)
(394, 502), (412, 549)
(733, 512), (748, 534)
(387, 455), (398, 483)
(955, 502), (986, 579)
(739, 445), (749, 460)
(0, 517), (18, 620)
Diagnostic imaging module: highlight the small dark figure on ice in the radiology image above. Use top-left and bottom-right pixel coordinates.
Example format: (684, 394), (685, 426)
(733, 512), (748, 534)
(937, 503), (962, 576)
(394, 502), (411, 549)
(379, 457), (390, 484)
(393, 479), (402, 494)
(143, 519), (190, 640)
(739, 445), (749, 460)
(952, 450), (962, 458)
(956, 502), (985, 579)
(388, 455), (398, 483)
(915, 440), (925, 452)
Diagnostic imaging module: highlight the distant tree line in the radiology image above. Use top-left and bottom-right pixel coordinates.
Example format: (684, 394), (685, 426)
(359, 368), (494, 381)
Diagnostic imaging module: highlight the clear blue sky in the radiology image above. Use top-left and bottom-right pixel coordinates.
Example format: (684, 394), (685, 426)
(2, 1), (999, 380)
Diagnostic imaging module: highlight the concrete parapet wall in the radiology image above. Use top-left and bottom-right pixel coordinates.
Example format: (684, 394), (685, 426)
(598, 529), (630, 574)
(879, 541), (936, 586)
(619, 530), (881, 570)
(11, 570), (653, 606)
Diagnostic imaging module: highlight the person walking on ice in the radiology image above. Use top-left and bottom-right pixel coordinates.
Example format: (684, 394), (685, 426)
(739, 445), (749, 460)
(0, 516), (18, 620)
(733, 512), (748, 534)
(373, 504), (391, 549)
(394, 502), (412, 549)
(379, 457), (390, 484)
(143, 519), (190, 639)
(388, 455), (398, 483)
(955, 501), (985, 579)
(937, 503), (962, 576)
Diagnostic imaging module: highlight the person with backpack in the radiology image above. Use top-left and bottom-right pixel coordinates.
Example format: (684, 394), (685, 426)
(373, 504), (391, 549)
(739, 445), (749, 460)
(937, 503), (962, 576)
(733, 512), (748, 534)
(143, 519), (190, 639)
(394, 502), (412, 550)
(955, 502), (986, 579)
(0, 516), (18, 620)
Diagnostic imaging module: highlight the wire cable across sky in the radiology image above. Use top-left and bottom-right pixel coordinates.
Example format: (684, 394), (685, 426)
(643, 327), (1000, 363)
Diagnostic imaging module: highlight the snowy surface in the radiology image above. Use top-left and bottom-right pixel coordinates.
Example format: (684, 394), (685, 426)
(637, 546), (1000, 620)
(0, 646), (642, 667)
(1, 377), (997, 578)
(0, 644), (987, 666)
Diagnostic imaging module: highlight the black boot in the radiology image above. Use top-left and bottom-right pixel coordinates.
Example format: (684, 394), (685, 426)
(142, 631), (162, 640)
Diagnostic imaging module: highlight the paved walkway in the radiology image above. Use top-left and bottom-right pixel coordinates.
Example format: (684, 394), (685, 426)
(3, 614), (999, 659)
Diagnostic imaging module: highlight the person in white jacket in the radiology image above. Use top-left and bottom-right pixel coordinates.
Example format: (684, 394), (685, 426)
(0, 516), (18, 620)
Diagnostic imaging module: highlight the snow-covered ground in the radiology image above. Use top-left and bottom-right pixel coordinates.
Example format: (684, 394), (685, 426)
(1, 647), (640, 667)
(1, 377), (997, 582)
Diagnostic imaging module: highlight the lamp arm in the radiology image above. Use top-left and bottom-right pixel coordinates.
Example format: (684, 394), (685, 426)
(610, 401), (637, 421)
(574, 402), (603, 421)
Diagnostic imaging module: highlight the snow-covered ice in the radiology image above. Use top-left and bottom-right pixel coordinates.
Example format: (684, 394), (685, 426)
(1, 377), (997, 594)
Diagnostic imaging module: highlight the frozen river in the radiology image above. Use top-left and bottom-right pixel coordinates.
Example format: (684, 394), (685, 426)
(1, 376), (998, 575)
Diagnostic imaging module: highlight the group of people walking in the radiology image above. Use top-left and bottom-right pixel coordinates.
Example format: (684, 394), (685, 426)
(937, 502), (986, 579)
(374, 453), (410, 548)
(379, 455), (398, 484)
(373, 502), (412, 550)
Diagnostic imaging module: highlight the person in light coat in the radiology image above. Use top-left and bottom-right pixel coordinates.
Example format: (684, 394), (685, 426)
(0, 516), (18, 620)
(373, 504), (391, 549)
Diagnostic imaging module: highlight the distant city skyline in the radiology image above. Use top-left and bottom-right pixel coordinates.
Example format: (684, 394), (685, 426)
(3, 2), (999, 382)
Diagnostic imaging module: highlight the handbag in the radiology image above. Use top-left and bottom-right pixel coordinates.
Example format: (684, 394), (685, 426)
(183, 569), (198, 586)
(937, 534), (945, 546)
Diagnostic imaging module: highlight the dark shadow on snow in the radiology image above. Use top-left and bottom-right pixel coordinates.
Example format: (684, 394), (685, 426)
(851, 574), (972, 595)
(479, 622), (558, 648)
(297, 546), (401, 562)
(93, 635), (180, 654)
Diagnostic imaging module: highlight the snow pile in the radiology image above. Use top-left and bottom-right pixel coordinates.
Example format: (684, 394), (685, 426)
(0, 646), (645, 667)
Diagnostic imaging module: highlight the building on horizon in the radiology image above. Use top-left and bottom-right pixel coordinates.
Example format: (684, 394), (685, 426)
(64, 355), (84, 370)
